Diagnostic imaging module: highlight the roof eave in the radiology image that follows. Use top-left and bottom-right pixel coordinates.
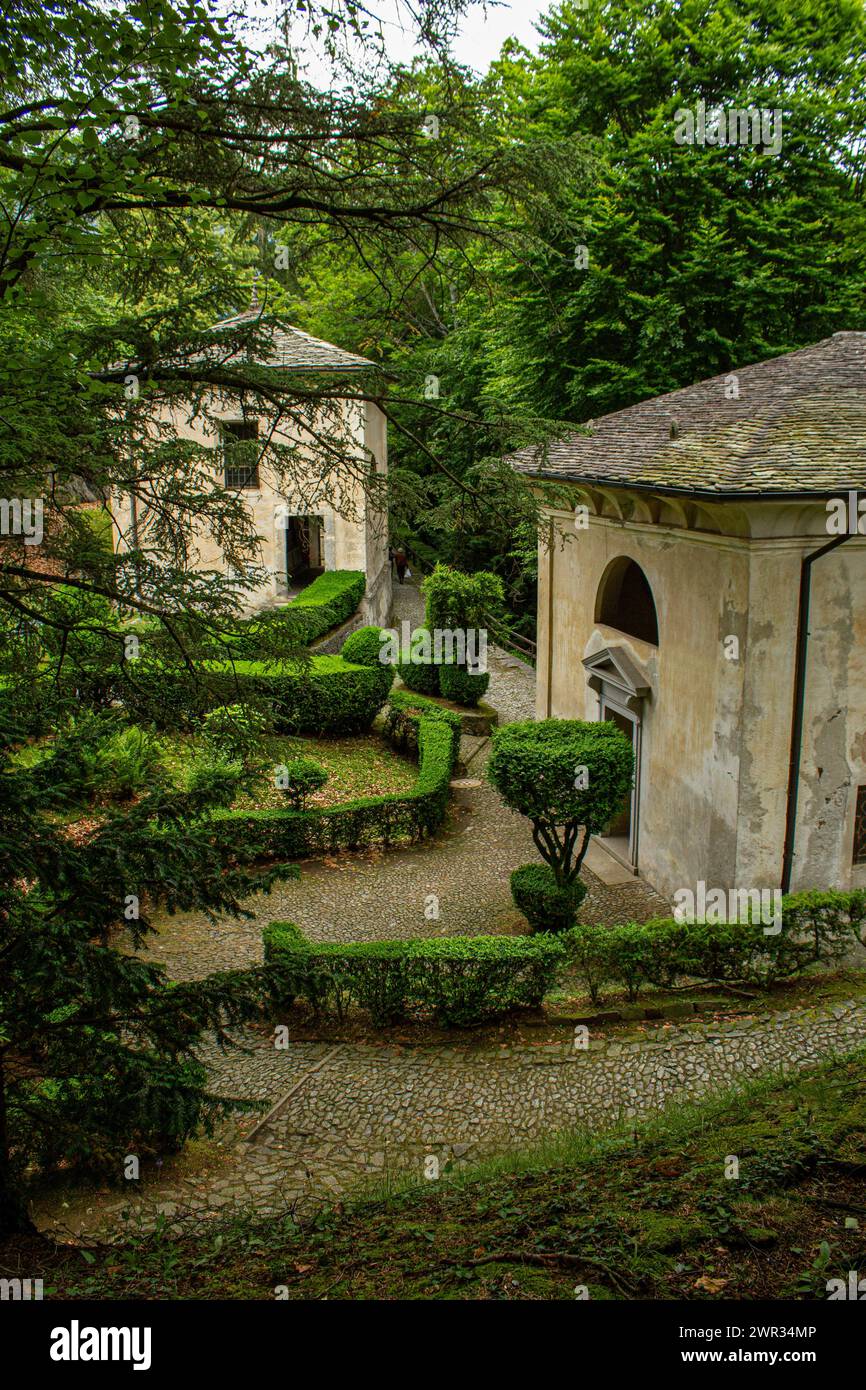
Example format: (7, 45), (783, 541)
(516, 467), (852, 502)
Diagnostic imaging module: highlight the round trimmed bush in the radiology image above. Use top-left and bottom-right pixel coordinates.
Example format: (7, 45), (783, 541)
(341, 625), (390, 667)
(276, 757), (328, 810)
(439, 661), (490, 707)
(489, 719), (634, 888)
(397, 629), (441, 695)
(511, 863), (587, 933)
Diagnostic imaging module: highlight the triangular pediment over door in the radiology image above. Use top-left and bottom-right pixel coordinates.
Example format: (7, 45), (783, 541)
(581, 646), (651, 716)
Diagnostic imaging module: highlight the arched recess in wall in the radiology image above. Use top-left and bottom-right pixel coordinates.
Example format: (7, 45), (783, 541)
(595, 556), (659, 645)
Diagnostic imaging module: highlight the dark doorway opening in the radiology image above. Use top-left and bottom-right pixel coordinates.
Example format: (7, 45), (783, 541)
(598, 701), (640, 870)
(285, 515), (324, 592)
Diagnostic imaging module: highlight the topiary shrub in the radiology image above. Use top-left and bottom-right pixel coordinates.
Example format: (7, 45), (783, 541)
(489, 719), (634, 895)
(396, 628), (442, 695)
(275, 757), (328, 810)
(439, 660), (490, 708)
(202, 703), (268, 762)
(263, 924), (566, 1027)
(340, 625), (389, 667)
(422, 562), (504, 634)
(510, 863), (587, 933)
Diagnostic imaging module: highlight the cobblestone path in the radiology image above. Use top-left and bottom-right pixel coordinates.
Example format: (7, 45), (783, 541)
(36, 579), (863, 1243)
(140, 578), (665, 980)
(35, 997), (866, 1239)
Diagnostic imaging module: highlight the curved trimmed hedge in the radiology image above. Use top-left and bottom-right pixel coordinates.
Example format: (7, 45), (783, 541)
(210, 695), (460, 860)
(218, 571), (365, 657)
(263, 921), (566, 1027)
(122, 652), (393, 734)
(566, 890), (866, 1003)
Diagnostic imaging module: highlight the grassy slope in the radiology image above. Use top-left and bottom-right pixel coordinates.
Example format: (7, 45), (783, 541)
(13, 1050), (866, 1301)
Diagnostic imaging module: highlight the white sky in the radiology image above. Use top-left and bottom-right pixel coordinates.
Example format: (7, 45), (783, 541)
(237, 1), (550, 84)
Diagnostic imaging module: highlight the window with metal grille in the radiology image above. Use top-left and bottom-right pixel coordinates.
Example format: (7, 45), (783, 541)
(222, 420), (260, 489)
(854, 786), (866, 864)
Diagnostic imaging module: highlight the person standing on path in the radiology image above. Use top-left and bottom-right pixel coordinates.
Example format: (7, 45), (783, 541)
(393, 546), (408, 584)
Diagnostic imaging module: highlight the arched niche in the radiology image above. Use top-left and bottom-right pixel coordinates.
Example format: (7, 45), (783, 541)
(595, 556), (659, 646)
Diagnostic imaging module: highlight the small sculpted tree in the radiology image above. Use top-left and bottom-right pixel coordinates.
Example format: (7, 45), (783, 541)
(488, 719), (634, 931)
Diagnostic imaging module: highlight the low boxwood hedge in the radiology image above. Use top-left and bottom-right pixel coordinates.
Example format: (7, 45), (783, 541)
(383, 687), (462, 763)
(218, 571), (365, 657)
(203, 655), (394, 735)
(123, 653), (393, 734)
(566, 889), (866, 1003)
(209, 694), (460, 860)
(263, 922), (567, 1027)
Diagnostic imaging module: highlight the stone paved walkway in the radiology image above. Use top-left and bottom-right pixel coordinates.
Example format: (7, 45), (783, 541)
(140, 578), (665, 979)
(38, 577), (856, 1243)
(34, 997), (866, 1239)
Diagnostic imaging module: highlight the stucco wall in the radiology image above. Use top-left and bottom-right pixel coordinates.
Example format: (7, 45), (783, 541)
(537, 496), (866, 901)
(113, 392), (390, 619)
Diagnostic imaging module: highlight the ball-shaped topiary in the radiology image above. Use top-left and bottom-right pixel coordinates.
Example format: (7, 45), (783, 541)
(489, 719), (634, 887)
(341, 625), (390, 667)
(438, 661), (490, 708)
(510, 863), (587, 933)
(396, 628), (442, 695)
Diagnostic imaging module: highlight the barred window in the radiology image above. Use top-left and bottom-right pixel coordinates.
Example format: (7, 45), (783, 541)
(222, 420), (260, 489)
(854, 786), (866, 865)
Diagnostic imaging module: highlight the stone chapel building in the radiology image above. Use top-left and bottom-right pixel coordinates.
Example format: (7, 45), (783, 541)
(511, 332), (866, 901)
(112, 299), (391, 625)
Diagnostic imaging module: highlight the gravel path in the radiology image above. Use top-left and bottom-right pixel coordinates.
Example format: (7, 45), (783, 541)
(140, 577), (659, 978)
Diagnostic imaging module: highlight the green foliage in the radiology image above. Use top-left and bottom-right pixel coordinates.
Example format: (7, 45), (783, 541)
(224, 572), (366, 659)
(510, 863), (587, 934)
(382, 688), (462, 762)
(128, 654), (394, 735)
(438, 660), (490, 707)
(0, 723), (293, 1226)
(423, 562), (505, 633)
(340, 624), (389, 666)
(263, 924), (567, 1027)
(29, 714), (162, 805)
(565, 890), (866, 1003)
(489, 720), (634, 884)
(211, 696), (458, 859)
(277, 757), (328, 810)
(40, 589), (123, 711)
(396, 628), (443, 695)
(202, 704), (269, 763)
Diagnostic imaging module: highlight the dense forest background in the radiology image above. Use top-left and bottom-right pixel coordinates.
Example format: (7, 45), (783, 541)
(261, 0), (866, 634)
(3, 0), (866, 632)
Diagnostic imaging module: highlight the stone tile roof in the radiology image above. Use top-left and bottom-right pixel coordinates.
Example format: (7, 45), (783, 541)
(510, 332), (866, 497)
(208, 308), (377, 374)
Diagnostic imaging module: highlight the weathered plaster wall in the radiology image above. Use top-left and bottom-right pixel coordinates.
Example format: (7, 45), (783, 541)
(113, 392), (388, 619)
(540, 508), (748, 901)
(795, 540), (866, 891)
(536, 495), (866, 902)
